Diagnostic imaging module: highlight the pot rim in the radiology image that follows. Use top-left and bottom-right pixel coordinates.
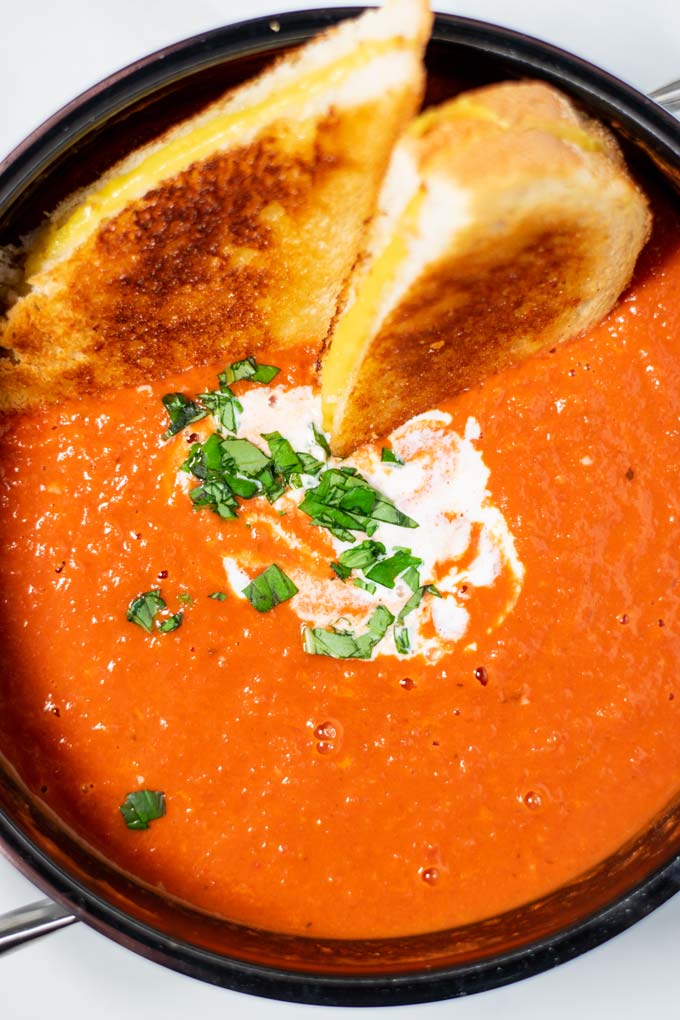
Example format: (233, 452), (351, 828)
(1, 7), (680, 1007)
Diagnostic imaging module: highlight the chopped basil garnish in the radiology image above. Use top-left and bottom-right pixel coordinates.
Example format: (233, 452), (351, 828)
(220, 437), (271, 477)
(226, 357), (280, 385)
(126, 590), (166, 633)
(311, 423), (332, 458)
(242, 564), (298, 613)
(353, 577), (377, 594)
(401, 564), (421, 593)
(303, 605), (395, 660)
(196, 387), (242, 434)
(225, 474), (260, 499)
(161, 393), (207, 440)
(296, 451), (324, 477)
(120, 790), (166, 831)
(365, 549), (422, 589)
(190, 477), (238, 519)
(299, 467), (417, 541)
(397, 586), (425, 622)
(256, 465), (287, 504)
(263, 431), (302, 477)
(330, 540), (419, 590)
(396, 582), (442, 625)
(336, 540), (386, 572)
(158, 611), (183, 633)
(177, 593), (193, 606)
(381, 447), (404, 465)
(260, 432), (324, 484)
(394, 626), (411, 654)
(208, 591), (227, 601)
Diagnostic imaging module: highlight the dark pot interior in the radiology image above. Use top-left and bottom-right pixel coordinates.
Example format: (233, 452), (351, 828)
(1, 9), (680, 1007)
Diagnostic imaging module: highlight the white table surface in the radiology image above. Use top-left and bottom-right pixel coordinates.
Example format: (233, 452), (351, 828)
(1, 1), (679, 1017)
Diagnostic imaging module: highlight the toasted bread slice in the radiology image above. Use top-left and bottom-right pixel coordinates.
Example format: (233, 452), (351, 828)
(322, 80), (652, 456)
(0, 0), (432, 412)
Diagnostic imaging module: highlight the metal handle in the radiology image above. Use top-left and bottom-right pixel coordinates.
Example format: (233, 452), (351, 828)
(650, 79), (680, 116)
(0, 898), (76, 955)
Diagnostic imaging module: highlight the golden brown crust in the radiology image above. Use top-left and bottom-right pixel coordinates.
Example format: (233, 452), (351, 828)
(325, 81), (652, 456)
(331, 219), (591, 454)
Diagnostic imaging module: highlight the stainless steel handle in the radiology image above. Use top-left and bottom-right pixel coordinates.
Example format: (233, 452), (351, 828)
(650, 79), (680, 115)
(0, 898), (76, 955)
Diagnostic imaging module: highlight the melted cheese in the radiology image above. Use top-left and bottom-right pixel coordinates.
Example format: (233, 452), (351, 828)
(411, 93), (603, 151)
(27, 37), (406, 278)
(321, 187), (426, 432)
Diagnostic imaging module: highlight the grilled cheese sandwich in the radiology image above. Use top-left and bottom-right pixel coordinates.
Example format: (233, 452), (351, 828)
(322, 80), (652, 455)
(0, 0), (432, 411)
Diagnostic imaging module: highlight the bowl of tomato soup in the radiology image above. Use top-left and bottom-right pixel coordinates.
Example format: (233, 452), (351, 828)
(1, 9), (680, 1007)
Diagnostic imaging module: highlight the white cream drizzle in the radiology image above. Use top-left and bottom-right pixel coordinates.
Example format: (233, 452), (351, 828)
(215, 384), (525, 663)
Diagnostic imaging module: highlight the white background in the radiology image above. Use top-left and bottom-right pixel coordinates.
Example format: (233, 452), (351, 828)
(1, 2), (679, 1018)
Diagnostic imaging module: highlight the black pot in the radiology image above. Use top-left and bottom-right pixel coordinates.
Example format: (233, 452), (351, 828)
(1, 9), (680, 1008)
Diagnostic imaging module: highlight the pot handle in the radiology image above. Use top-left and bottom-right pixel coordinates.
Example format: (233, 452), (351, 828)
(0, 72), (679, 960)
(650, 79), (680, 116)
(0, 898), (76, 955)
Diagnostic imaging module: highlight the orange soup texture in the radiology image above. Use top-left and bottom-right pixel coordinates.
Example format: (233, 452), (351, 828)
(0, 189), (679, 941)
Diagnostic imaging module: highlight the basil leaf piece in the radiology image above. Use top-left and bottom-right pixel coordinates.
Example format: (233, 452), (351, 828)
(365, 549), (422, 590)
(161, 393), (208, 440)
(396, 583), (442, 624)
(299, 468), (417, 539)
(262, 431), (304, 478)
(158, 611), (183, 633)
(126, 590), (166, 633)
(220, 438), (271, 478)
(394, 625), (411, 654)
(120, 790), (166, 831)
(381, 447), (404, 465)
(226, 357), (280, 384)
(242, 564), (298, 613)
(397, 586), (426, 623)
(190, 478), (238, 519)
(331, 561), (352, 581)
(181, 442), (206, 479)
(303, 628), (364, 659)
(208, 591), (227, 601)
(177, 593), (193, 606)
(353, 577), (377, 594)
(225, 474), (259, 499)
(256, 465), (287, 504)
(303, 605), (394, 660)
(182, 433), (225, 481)
(401, 565), (421, 593)
(311, 423), (332, 458)
(297, 452), (324, 477)
(197, 387), (242, 434)
(338, 540), (386, 572)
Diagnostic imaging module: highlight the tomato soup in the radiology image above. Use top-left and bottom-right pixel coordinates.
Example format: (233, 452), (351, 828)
(0, 188), (679, 941)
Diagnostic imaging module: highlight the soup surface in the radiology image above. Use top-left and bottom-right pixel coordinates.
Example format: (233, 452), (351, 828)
(0, 189), (679, 940)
